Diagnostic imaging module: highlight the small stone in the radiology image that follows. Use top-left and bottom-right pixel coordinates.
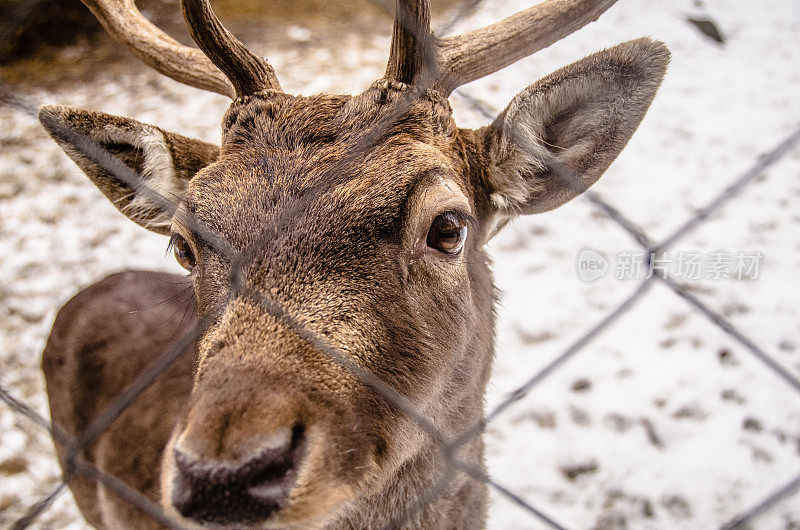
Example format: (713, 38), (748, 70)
(686, 17), (726, 44)
(640, 418), (664, 448)
(560, 459), (599, 481)
(672, 405), (706, 420)
(721, 388), (746, 405)
(718, 348), (739, 366)
(0, 455), (27, 475)
(571, 378), (592, 393)
(743, 417), (763, 433)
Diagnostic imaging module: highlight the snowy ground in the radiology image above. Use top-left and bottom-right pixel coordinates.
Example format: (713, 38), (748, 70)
(1, 0), (799, 528)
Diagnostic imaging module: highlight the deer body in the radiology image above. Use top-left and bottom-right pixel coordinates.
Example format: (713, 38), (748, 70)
(42, 271), (197, 530)
(39, 1), (668, 528)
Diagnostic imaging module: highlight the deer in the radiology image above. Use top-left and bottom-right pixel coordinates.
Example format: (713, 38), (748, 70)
(37, 0), (668, 528)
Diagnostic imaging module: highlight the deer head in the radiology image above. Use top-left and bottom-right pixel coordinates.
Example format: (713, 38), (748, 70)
(39, 0), (668, 527)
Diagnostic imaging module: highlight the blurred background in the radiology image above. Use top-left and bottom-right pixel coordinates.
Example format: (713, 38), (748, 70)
(1, 0), (799, 528)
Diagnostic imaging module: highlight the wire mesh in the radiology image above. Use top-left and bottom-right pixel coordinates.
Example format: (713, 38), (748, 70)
(1, 1), (799, 529)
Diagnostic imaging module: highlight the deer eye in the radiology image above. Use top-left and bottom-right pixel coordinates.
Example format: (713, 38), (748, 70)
(170, 234), (196, 271)
(426, 212), (467, 255)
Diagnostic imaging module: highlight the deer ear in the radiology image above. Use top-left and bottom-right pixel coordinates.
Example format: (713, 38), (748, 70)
(39, 105), (219, 235)
(480, 38), (669, 219)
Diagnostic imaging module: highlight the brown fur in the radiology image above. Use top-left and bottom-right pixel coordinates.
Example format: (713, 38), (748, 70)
(40, 39), (668, 529)
(42, 271), (197, 529)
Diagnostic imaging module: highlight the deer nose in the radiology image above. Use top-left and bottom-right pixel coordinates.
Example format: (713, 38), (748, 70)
(170, 425), (305, 524)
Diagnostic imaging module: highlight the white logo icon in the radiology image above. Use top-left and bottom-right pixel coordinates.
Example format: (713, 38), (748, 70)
(576, 248), (609, 283)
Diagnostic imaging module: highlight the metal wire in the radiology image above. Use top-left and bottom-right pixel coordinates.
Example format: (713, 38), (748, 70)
(1, 1), (799, 528)
(719, 470), (800, 530)
(9, 482), (67, 530)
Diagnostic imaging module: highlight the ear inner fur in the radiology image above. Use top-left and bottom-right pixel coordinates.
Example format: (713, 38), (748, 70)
(483, 37), (669, 217)
(39, 105), (219, 235)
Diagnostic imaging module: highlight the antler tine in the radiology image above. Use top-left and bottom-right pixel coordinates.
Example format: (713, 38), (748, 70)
(385, 0), (434, 85)
(433, 0), (619, 95)
(81, 0), (235, 98)
(181, 0), (281, 96)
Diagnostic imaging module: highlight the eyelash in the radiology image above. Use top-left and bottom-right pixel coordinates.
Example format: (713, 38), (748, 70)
(166, 234), (180, 256)
(167, 233), (197, 272)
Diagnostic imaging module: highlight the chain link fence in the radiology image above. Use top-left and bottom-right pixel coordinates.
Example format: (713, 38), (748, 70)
(1, 1), (799, 528)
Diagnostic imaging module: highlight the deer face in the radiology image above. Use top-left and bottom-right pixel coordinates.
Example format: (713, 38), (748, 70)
(158, 86), (496, 527)
(39, 0), (668, 527)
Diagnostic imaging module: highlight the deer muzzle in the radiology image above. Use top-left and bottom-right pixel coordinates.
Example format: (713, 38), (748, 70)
(171, 424), (305, 524)
(160, 341), (382, 528)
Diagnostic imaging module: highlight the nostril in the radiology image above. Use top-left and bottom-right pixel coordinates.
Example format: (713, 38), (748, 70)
(244, 424), (305, 503)
(171, 424), (306, 524)
(170, 466), (194, 517)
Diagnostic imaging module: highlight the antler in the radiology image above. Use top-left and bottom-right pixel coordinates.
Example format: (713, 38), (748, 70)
(80, 0), (281, 98)
(385, 0), (619, 96)
(180, 0), (281, 96)
(86, 0), (612, 98)
(435, 0), (619, 94)
(81, 0), (235, 98)
(385, 0), (434, 85)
